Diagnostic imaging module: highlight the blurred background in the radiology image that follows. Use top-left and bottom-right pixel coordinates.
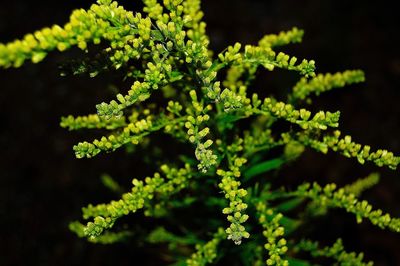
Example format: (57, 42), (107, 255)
(0, 0), (399, 265)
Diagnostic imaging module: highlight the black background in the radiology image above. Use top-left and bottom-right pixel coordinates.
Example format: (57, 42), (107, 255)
(0, 0), (399, 265)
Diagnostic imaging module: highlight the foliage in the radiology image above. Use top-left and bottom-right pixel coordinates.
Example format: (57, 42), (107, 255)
(1, 0), (399, 265)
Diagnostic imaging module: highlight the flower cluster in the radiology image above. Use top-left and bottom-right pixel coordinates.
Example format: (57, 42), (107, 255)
(295, 239), (373, 266)
(290, 70), (365, 103)
(344, 172), (380, 196)
(294, 130), (400, 169)
(82, 164), (192, 238)
(60, 114), (126, 130)
(218, 168), (250, 245)
(292, 182), (400, 232)
(258, 27), (304, 48)
(256, 202), (289, 266)
(185, 90), (217, 172)
(186, 228), (226, 266)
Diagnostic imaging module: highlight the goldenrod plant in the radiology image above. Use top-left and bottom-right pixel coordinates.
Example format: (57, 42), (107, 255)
(1, 0), (399, 265)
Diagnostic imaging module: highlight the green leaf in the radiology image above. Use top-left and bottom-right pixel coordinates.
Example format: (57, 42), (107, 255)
(275, 197), (304, 212)
(205, 196), (226, 207)
(169, 260), (187, 266)
(243, 157), (285, 181)
(100, 174), (122, 193)
(279, 216), (301, 234)
(286, 258), (312, 266)
(151, 29), (165, 41)
(217, 113), (244, 129)
(168, 71), (184, 82)
(169, 197), (196, 208)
